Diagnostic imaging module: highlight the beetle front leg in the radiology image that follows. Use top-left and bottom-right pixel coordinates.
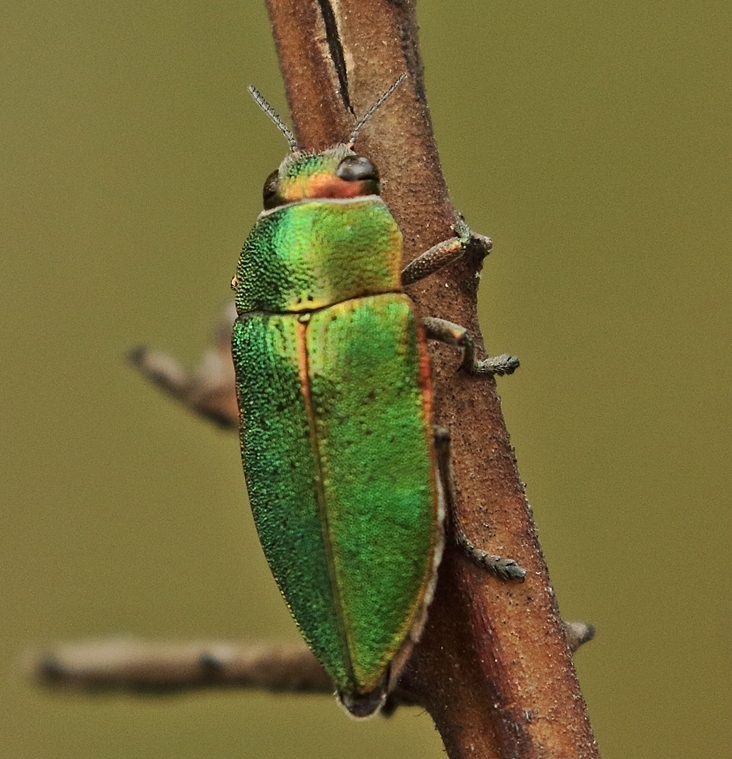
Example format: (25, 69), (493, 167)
(401, 219), (490, 286)
(433, 427), (526, 581)
(423, 317), (520, 377)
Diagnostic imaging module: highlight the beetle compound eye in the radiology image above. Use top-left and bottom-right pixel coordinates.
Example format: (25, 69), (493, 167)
(262, 169), (281, 209)
(336, 156), (380, 183)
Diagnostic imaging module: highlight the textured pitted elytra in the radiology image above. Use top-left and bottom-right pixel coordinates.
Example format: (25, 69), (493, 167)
(232, 295), (437, 697)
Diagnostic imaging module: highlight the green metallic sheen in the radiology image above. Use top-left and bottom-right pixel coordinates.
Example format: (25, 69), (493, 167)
(235, 198), (401, 314)
(232, 312), (348, 687)
(233, 149), (439, 711)
(306, 296), (436, 690)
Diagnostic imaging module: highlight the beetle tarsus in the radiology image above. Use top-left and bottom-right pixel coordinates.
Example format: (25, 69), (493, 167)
(422, 316), (519, 377)
(472, 353), (520, 376)
(451, 218), (493, 260)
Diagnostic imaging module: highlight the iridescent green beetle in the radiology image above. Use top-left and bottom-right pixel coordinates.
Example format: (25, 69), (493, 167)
(232, 77), (524, 717)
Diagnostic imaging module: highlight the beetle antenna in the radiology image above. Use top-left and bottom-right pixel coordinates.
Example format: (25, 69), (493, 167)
(247, 85), (299, 153)
(347, 74), (407, 148)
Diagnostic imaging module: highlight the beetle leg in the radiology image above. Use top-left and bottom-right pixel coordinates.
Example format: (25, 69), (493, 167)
(433, 426), (526, 581)
(401, 219), (491, 286)
(401, 219), (517, 376)
(422, 317), (519, 377)
(453, 532), (526, 581)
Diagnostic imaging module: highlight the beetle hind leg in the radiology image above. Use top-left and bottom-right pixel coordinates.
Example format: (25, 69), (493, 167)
(433, 427), (526, 581)
(454, 531), (526, 581)
(423, 317), (520, 377)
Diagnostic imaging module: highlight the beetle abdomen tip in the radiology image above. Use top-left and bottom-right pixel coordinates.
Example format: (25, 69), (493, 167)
(338, 685), (388, 719)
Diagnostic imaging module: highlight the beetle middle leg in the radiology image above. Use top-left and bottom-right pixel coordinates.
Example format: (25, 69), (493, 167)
(433, 426), (526, 581)
(423, 317), (519, 377)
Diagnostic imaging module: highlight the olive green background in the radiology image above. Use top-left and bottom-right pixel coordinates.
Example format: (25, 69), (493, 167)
(2, 2), (730, 757)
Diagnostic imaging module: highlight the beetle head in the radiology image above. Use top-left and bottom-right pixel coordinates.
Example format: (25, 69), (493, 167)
(249, 76), (406, 210)
(261, 147), (380, 209)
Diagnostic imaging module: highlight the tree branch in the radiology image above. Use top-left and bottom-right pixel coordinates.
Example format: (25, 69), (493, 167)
(264, 2), (600, 757)
(28, 640), (333, 695)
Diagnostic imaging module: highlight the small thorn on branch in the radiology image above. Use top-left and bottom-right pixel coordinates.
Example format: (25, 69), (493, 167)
(130, 303), (239, 429)
(564, 621), (596, 654)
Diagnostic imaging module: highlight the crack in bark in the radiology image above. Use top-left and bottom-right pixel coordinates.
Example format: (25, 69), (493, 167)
(315, 0), (354, 115)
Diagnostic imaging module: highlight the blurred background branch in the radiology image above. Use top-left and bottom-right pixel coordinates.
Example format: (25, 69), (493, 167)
(27, 622), (594, 697)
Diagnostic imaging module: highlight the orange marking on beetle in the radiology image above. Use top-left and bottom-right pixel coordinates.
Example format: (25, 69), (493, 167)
(295, 320), (311, 406)
(280, 173), (370, 203)
(415, 323), (434, 431)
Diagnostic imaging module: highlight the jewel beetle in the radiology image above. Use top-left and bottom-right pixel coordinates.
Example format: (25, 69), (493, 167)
(231, 77), (524, 718)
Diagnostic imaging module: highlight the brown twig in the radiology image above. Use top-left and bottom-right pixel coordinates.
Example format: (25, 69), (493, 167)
(264, 2), (600, 758)
(26, 623), (593, 701)
(28, 639), (332, 694)
(129, 303), (239, 430)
